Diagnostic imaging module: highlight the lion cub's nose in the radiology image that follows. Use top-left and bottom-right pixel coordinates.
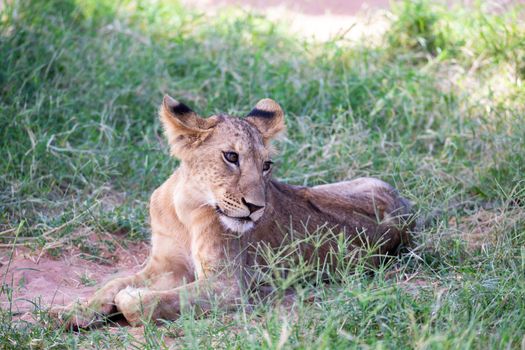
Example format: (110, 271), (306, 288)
(241, 198), (264, 214)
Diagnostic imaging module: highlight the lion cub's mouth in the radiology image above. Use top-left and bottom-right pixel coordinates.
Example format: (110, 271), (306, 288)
(215, 206), (255, 233)
(215, 206), (252, 222)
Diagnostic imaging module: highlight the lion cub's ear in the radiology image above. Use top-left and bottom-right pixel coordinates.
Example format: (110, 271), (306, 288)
(245, 98), (285, 143)
(160, 95), (219, 157)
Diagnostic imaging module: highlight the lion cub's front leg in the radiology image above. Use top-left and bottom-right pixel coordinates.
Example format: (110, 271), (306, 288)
(113, 222), (243, 326)
(54, 233), (191, 329)
(52, 269), (152, 329)
(113, 272), (241, 326)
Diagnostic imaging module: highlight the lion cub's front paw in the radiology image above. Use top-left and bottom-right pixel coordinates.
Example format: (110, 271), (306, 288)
(114, 287), (159, 326)
(50, 295), (119, 330)
(50, 301), (102, 330)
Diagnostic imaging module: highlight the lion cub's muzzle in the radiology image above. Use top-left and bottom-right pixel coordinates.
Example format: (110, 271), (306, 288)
(215, 198), (265, 221)
(215, 196), (266, 233)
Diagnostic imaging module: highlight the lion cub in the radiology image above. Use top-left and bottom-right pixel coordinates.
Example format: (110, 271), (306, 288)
(55, 96), (412, 328)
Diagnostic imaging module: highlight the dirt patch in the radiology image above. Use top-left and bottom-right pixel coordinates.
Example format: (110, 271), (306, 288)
(202, 0), (390, 16)
(0, 239), (149, 316)
(183, 0), (391, 42)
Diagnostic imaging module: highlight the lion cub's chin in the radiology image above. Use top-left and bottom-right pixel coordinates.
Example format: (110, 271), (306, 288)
(218, 215), (255, 233)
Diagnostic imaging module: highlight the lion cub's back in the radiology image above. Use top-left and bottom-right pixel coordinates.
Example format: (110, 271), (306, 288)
(311, 177), (412, 225)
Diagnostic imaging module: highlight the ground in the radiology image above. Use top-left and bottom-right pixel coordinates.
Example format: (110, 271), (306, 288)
(1, 0), (524, 349)
(0, 236), (147, 318)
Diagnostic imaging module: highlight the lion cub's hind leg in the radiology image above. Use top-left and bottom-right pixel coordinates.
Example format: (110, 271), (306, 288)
(312, 177), (412, 220)
(311, 177), (413, 251)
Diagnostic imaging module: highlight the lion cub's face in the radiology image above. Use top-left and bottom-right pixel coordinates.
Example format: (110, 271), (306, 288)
(160, 96), (285, 233)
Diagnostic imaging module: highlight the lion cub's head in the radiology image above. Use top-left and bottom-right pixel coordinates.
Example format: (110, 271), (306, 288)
(160, 95), (285, 233)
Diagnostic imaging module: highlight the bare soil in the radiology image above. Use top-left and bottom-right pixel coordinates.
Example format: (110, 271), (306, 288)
(0, 240), (149, 317)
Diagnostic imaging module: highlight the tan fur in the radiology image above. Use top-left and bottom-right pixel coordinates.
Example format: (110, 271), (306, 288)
(53, 96), (413, 328)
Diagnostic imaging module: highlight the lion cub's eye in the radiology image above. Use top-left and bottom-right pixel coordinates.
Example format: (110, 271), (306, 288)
(263, 161), (273, 172)
(223, 151), (239, 165)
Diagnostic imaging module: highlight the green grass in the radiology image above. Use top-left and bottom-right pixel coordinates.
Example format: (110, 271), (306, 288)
(1, 0), (524, 348)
